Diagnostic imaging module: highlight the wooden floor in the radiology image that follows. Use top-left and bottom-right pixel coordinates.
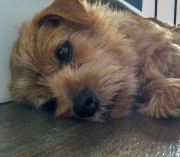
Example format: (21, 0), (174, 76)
(0, 102), (180, 157)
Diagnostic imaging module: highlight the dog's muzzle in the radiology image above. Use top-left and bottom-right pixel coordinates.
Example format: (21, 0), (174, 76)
(73, 89), (99, 118)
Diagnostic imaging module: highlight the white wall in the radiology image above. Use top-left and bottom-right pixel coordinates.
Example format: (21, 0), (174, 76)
(177, 0), (180, 26)
(0, 0), (52, 103)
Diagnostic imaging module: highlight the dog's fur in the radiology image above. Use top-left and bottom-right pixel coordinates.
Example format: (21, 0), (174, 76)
(9, 0), (180, 122)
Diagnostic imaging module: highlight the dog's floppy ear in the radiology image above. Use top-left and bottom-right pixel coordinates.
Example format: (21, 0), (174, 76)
(38, 14), (62, 28)
(38, 0), (93, 26)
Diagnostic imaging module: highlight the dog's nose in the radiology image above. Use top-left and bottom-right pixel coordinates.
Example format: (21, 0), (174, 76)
(73, 89), (99, 118)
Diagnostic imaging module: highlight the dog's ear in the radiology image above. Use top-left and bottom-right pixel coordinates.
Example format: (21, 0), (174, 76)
(38, 14), (62, 28)
(37, 0), (93, 26)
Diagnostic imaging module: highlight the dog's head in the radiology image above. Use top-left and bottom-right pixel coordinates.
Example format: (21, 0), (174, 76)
(9, 0), (137, 122)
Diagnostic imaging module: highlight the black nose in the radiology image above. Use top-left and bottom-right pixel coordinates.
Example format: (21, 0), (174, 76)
(73, 89), (99, 118)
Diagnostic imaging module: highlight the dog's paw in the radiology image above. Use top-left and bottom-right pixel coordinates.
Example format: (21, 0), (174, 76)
(139, 93), (180, 118)
(139, 104), (180, 118)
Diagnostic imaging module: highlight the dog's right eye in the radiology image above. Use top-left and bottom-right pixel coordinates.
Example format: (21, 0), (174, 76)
(56, 42), (72, 64)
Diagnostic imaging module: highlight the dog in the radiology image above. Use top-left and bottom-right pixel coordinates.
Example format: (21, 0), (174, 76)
(9, 0), (180, 122)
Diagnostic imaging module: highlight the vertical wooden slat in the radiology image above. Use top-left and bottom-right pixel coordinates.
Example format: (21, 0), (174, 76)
(142, 0), (155, 17)
(156, 0), (167, 23)
(165, 0), (175, 25)
(157, 0), (175, 25)
(176, 0), (180, 26)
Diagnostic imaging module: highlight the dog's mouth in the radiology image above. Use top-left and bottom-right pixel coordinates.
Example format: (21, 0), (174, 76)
(43, 91), (116, 121)
(73, 90), (117, 121)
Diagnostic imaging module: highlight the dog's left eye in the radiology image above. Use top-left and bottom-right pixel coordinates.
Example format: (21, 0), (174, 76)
(56, 42), (72, 64)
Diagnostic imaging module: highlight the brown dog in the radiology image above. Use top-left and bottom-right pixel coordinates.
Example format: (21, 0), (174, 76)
(9, 0), (180, 122)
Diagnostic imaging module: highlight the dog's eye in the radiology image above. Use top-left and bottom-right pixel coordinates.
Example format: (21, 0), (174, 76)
(56, 42), (72, 64)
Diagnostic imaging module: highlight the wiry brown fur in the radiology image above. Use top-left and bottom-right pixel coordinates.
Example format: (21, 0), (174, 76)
(9, 0), (180, 122)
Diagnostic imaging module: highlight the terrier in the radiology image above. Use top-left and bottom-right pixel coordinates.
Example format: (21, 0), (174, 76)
(9, 0), (180, 122)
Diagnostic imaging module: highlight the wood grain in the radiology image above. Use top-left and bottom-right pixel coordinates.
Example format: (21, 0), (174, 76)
(0, 102), (180, 157)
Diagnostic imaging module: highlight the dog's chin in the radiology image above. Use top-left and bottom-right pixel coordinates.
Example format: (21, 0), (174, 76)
(82, 102), (116, 122)
(84, 110), (112, 122)
(40, 94), (120, 122)
(72, 92), (118, 122)
(42, 98), (115, 122)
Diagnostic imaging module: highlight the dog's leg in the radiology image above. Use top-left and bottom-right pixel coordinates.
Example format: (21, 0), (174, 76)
(138, 44), (180, 118)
